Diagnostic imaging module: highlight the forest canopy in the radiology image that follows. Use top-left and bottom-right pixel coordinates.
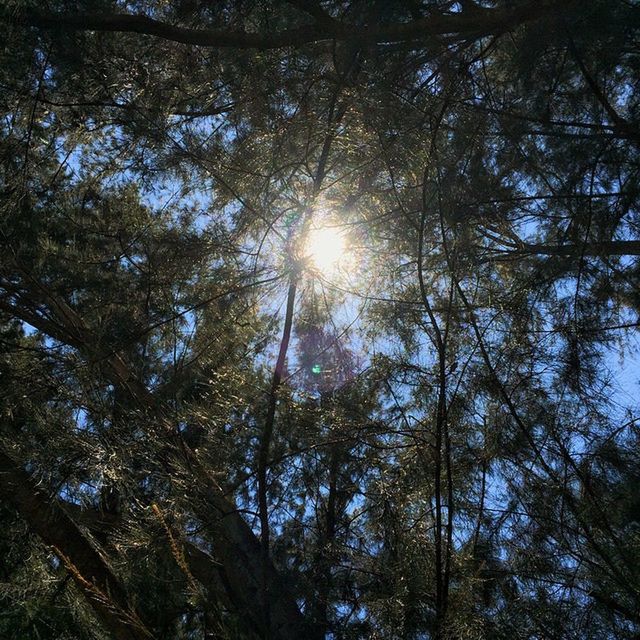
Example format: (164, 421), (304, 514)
(1, 1), (640, 638)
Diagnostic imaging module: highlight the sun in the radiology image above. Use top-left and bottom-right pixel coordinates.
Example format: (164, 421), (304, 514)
(304, 226), (348, 274)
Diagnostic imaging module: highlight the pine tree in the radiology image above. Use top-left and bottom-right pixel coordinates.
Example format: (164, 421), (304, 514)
(1, 1), (639, 638)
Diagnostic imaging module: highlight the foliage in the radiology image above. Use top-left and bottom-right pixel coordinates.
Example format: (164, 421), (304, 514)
(0, 1), (639, 639)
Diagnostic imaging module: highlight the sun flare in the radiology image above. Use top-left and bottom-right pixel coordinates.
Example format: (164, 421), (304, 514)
(304, 226), (348, 274)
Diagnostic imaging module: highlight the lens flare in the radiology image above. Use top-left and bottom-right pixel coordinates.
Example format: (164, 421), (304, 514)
(305, 226), (348, 274)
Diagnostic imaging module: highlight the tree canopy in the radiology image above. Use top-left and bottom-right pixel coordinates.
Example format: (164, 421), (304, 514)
(1, 1), (640, 638)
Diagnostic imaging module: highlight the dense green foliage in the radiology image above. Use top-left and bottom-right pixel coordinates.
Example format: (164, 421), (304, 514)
(1, 1), (640, 638)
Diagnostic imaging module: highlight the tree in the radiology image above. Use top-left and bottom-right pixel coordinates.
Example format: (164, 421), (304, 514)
(1, 1), (639, 638)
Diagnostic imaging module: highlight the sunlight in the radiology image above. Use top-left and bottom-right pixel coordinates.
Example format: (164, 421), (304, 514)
(304, 226), (348, 274)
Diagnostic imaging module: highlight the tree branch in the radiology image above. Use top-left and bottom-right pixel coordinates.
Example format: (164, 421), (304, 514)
(0, 449), (152, 640)
(15, 1), (574, 50)
(487, 239), (640, 259)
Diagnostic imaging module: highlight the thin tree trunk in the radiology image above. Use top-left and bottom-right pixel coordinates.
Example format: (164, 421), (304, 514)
(257, 274), (297, 637)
